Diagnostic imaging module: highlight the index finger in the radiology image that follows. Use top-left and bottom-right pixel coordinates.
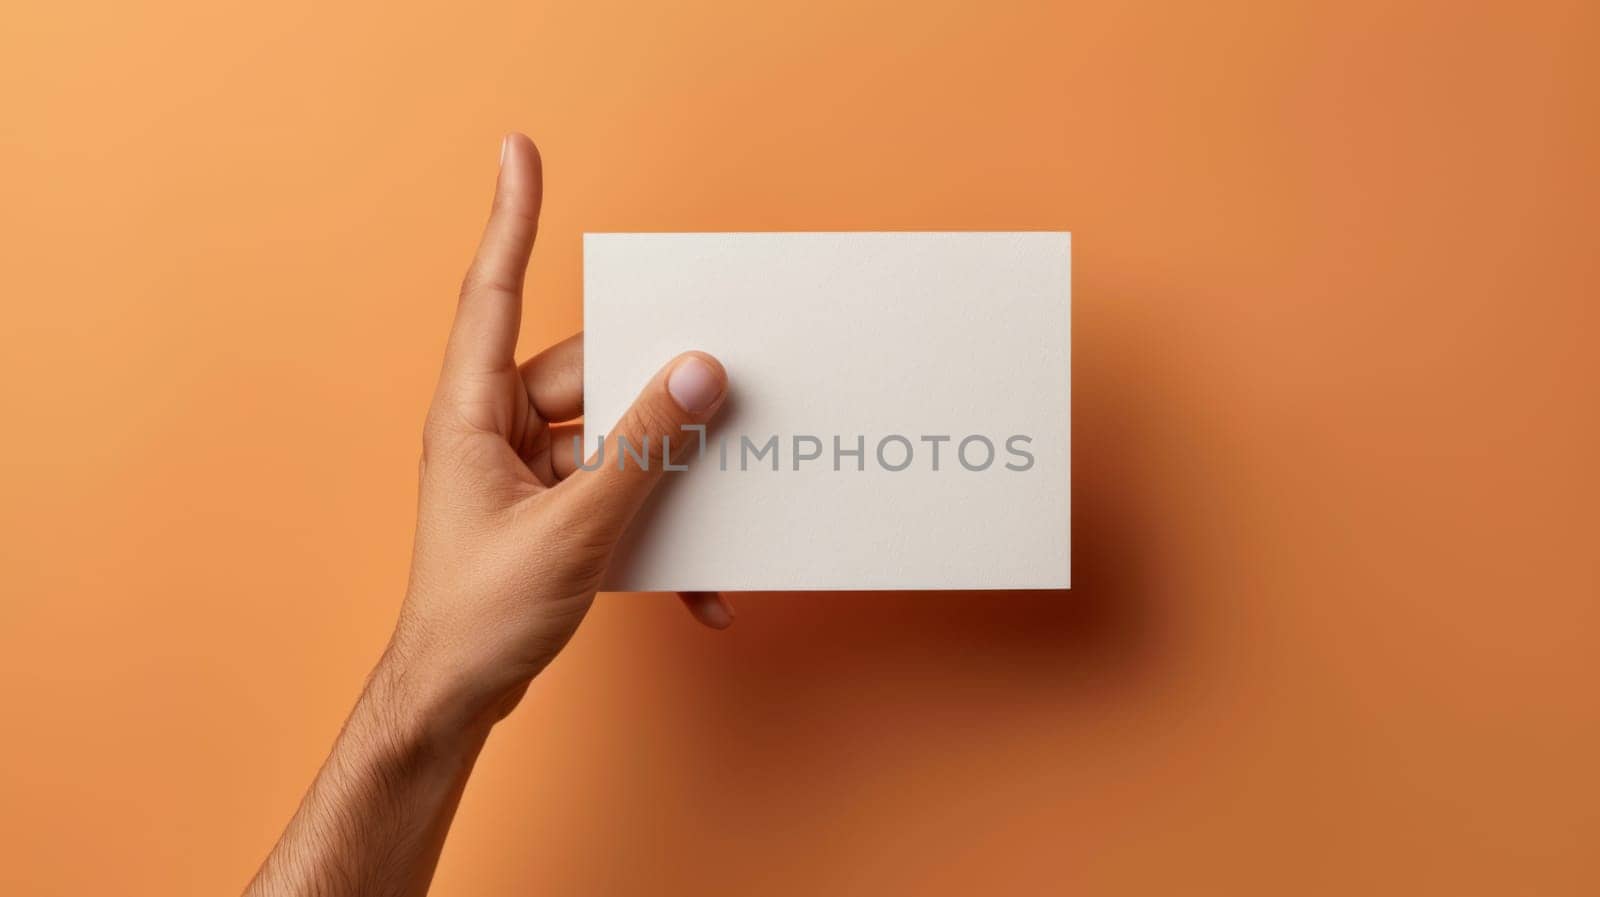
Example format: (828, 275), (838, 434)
(443, 133), (543, 381)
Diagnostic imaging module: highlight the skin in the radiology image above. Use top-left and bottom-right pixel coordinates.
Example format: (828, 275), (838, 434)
(243, 133), (735, 897)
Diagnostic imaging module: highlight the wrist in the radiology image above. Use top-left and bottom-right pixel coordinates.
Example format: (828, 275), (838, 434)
(364, 639), (499, 757)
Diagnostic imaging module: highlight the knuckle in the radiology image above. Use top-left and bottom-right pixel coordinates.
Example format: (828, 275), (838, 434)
(420, 408), (458, 458)
(623, 399), (681, 441)
(459, 266), (521, 302)
(491, 190), (540, 229)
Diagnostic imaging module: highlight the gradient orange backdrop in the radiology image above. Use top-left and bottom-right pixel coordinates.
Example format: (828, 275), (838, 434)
(1, 1), (1596, 894)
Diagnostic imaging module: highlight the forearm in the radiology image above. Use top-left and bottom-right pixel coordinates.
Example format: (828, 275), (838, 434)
(245, 649), (490, 897)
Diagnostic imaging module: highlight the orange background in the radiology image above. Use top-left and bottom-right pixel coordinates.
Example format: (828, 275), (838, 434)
(1, 1), (1596, 894)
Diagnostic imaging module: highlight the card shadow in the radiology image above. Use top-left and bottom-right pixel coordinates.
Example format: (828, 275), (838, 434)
(612, 276), (1185, 785)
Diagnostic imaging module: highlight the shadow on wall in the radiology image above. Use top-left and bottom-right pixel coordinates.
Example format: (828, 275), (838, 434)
(633, 272), (1190, 789)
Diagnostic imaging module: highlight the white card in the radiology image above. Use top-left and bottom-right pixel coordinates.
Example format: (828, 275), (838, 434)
(584, 232), (1070, 591)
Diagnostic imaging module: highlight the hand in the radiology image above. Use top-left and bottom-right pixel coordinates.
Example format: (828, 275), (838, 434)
(247, 133), (728, 897)
(385, 133), (733, 737)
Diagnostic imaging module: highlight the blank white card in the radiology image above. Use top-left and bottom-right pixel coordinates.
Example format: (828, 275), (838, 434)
(584, 232), (1070, 591)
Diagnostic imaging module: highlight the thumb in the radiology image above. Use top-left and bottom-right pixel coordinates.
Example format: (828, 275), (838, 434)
(561, 351), (728, 539)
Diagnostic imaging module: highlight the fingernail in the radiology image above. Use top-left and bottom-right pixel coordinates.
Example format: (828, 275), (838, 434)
(499, 135), (509, 168)
(701, 594), (734, 629)
(667, 355), (724, 414)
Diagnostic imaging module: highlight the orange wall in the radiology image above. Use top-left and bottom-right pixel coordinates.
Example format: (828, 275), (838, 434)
(1, 1), (1595, 894)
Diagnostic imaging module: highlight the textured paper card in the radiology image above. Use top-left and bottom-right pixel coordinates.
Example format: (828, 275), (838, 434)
(584, 232), (1070, 591)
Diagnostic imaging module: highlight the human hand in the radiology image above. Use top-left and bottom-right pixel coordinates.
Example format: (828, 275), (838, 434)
(244, 133), (730, 897)
(383, 133), (733, 736)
